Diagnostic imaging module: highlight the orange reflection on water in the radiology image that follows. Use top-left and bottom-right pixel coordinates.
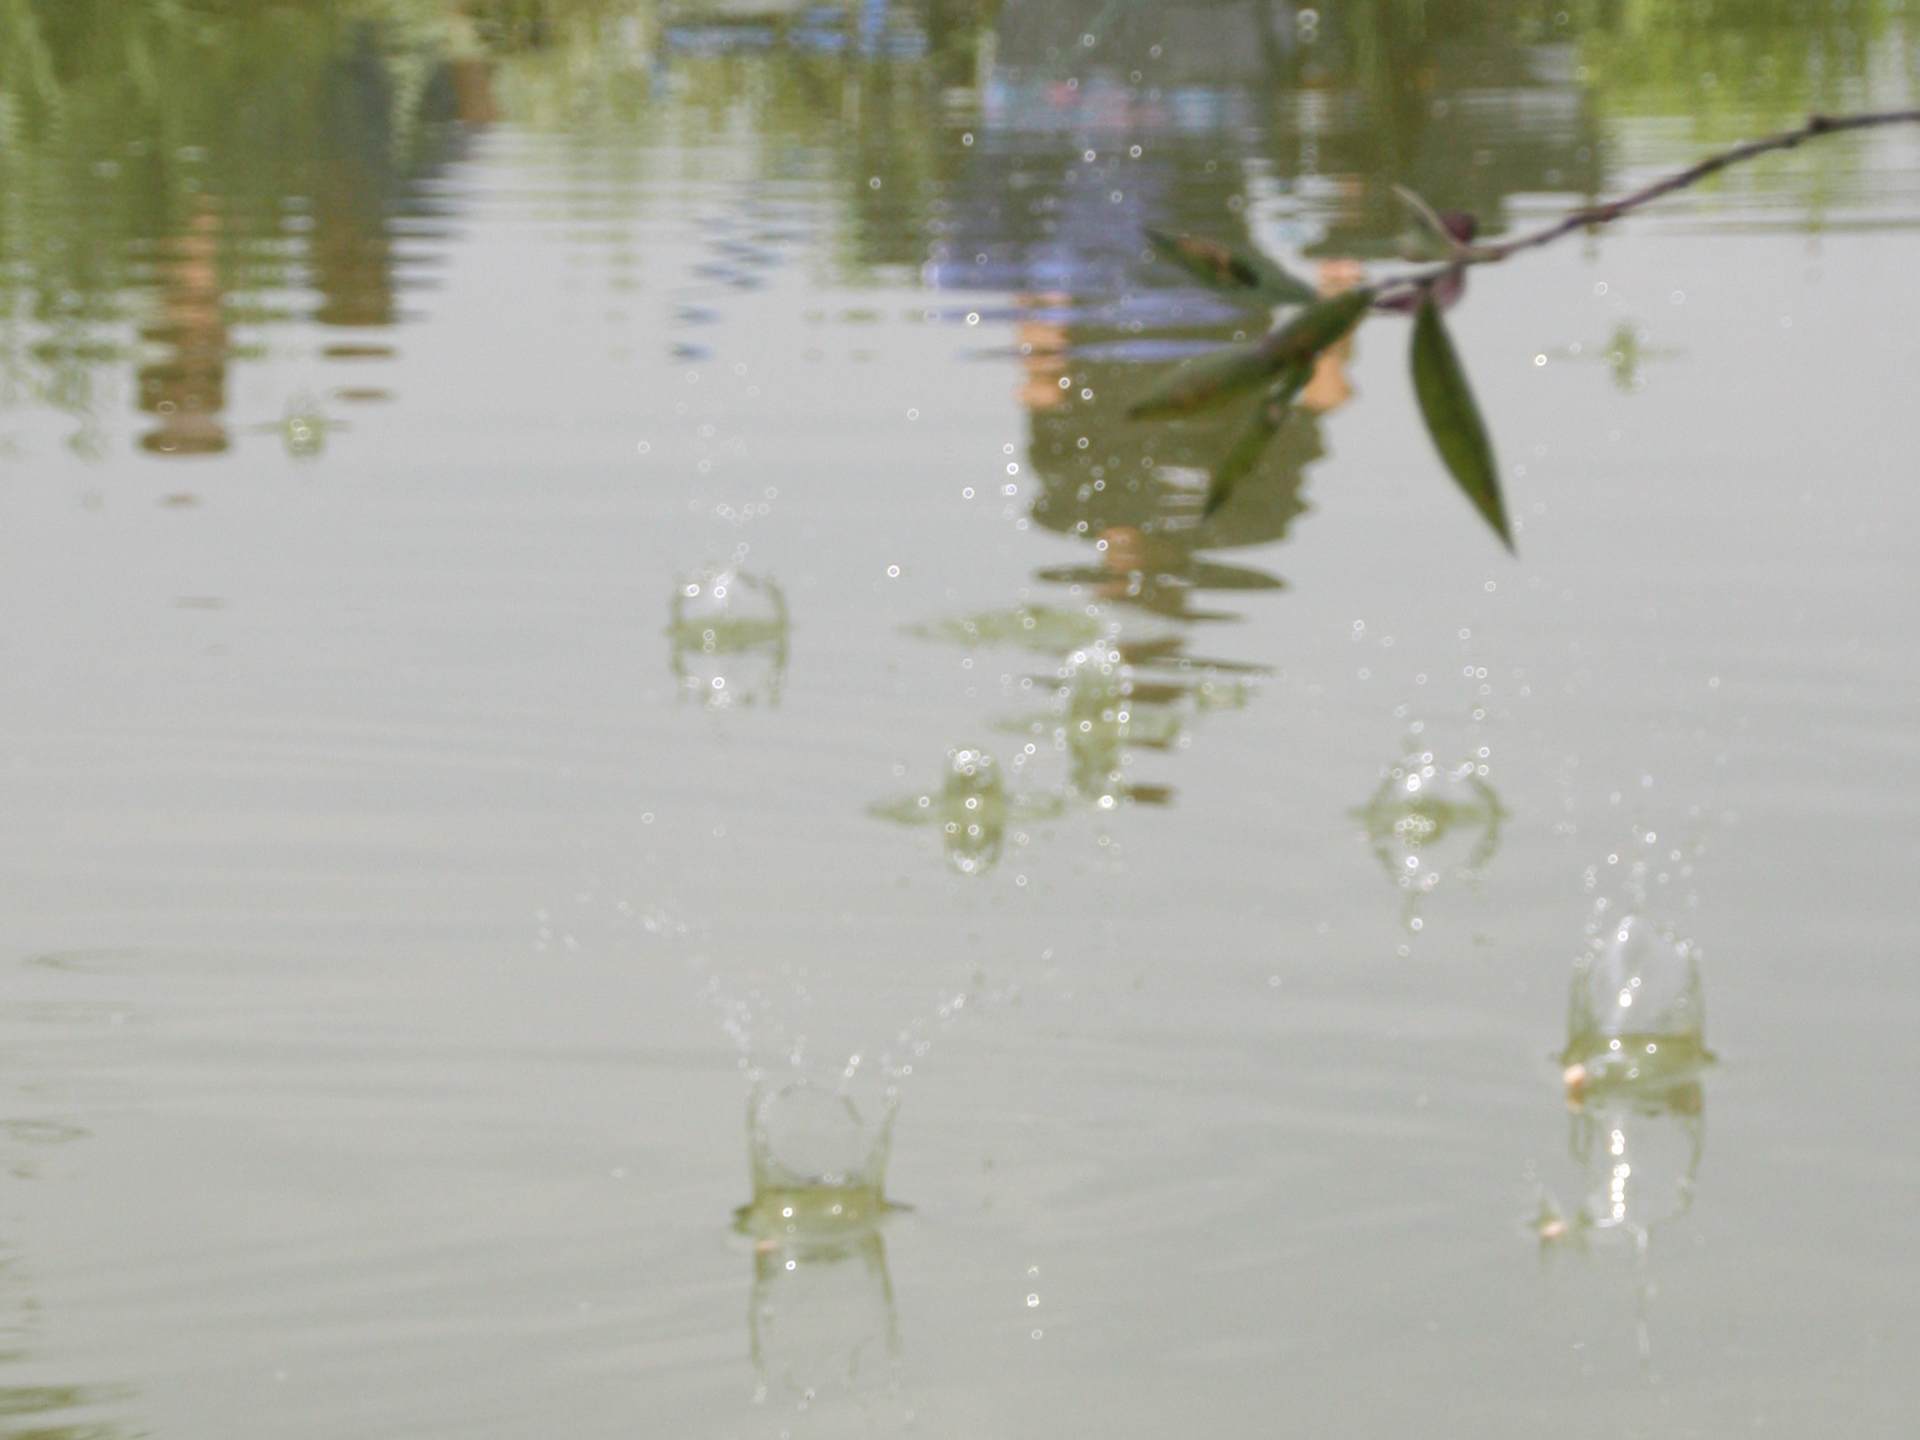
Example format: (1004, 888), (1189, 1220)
(137, 205), (229, 457)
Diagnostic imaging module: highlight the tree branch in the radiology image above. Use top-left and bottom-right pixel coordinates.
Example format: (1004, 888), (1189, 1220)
(1376, 108), (1920, 303)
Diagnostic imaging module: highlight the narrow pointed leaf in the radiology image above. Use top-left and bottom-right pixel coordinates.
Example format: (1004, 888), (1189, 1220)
(1410, 293), (1513, 552)
(1125, 341), (1274, 420)
(1203, 363), (1311, 517)
(1258, 287), (1373, 369)
(1145, 229), (1316, 305)
(1129, 288), (1371, 421)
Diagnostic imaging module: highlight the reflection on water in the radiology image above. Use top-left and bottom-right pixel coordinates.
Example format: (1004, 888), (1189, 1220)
(2, 974), (129, 1437)
(905, 604), (1102, 654)
(870, 745), (1063, 875)
(0, 1380), (134, 1440)
(1355, 742), (1505, 930)
(0, 4), (478, 456)
(901, 153), (1362, 847)
(136, 204), (230, 456)
(739, 1204), (903, 1426)
(5, 0), (1913, 458)
(668, 568), (790, 708)
(1546, 321), (1685, 394)
(1563, 1073), (1706, 1242)
(2, 1), (1915, 1433)
(1539, 866), (1715, 1362)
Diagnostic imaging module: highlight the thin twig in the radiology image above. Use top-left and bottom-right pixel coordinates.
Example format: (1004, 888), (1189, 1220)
(1392, 184), (1469, 258)
(1375, 109), (1920, 303)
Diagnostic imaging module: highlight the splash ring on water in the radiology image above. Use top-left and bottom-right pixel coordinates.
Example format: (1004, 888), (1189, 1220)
(741, 1079), (897, 1233)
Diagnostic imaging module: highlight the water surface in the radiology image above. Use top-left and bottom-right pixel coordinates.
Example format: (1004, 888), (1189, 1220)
(3, 2), (1919, 1435)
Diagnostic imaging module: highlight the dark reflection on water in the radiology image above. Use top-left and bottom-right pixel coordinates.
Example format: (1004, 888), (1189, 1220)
(5, 0), (1912, 458)
(0, 1381), (134, 1440)
(0, 5), (479, 457)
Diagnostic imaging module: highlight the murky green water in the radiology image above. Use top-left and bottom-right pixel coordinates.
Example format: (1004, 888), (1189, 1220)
(3, 2), (1919, 1435)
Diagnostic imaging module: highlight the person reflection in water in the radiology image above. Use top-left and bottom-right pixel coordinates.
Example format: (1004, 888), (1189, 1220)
(1020, 259), (1363, 619)
(137, 202), (231, 457)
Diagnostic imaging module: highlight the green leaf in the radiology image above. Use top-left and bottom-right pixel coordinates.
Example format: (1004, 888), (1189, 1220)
(1260, 287), (1373, 370)
(1145, 229), (1316, 305)
(1202, 363), (1311, 518)
(1128, 288), (1371, 421)
(1410, 293), (1513, 552)
(1125, 341), (1274, 421)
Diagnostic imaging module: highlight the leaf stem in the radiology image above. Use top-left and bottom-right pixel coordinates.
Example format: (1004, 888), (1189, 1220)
(1375, 108), (1920, 303)
(1392, 184), (1470, 258)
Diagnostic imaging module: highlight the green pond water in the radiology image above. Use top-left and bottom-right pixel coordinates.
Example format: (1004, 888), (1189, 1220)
(2, 2), (1918, 1435)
